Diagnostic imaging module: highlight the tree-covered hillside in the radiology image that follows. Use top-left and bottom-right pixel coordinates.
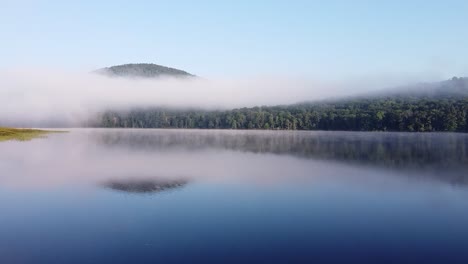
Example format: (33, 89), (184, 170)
(96, 97), (467, 132)
(96, 63), (194, 78)
(96, 76), (468, 132)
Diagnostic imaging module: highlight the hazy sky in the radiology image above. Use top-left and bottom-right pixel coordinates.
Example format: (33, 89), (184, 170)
(1, 0), (468, 78)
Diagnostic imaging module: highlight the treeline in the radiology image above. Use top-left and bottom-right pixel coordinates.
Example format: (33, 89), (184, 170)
(97, 97), (468, 132)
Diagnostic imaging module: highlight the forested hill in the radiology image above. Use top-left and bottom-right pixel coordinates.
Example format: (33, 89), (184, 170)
(95, 77), (468, 132)
(95, 63), (195, 78)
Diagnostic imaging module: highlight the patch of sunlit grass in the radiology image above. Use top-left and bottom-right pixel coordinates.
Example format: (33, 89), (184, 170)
(0, 127), (66, 142)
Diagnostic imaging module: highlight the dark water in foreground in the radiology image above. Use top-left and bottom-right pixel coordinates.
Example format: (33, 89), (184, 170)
(1, 129), (468, 263)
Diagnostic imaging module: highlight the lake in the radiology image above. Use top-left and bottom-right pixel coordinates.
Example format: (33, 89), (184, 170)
(1, 129), (468, 263)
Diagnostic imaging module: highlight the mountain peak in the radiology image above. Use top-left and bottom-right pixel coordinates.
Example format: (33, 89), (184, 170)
(96, 63), (195, 78)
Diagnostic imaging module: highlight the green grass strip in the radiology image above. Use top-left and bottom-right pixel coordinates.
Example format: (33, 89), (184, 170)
(0, 127), (66, 142)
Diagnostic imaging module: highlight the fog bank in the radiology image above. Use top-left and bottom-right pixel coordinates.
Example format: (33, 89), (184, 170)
(0, 69), (435, 127)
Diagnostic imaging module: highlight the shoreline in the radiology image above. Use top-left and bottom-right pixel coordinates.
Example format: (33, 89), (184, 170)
(0, 127), (66, 142)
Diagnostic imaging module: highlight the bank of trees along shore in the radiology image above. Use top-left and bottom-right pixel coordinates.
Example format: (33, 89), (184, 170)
(98, 97), (468, 132)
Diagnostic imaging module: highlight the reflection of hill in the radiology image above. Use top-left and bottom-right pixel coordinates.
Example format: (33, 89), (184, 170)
(103, 179), (187, 194)
(93, 130), (468, 171)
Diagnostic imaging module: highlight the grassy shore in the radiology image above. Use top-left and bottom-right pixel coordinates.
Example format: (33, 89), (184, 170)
(0, 127), (64, 142)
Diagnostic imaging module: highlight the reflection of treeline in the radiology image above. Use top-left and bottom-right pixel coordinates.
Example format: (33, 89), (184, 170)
(97, 97), (468, 132)
(94, 130), (468, 172)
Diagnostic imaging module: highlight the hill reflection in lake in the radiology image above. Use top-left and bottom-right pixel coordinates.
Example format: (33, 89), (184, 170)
(103, 178), (187, 194)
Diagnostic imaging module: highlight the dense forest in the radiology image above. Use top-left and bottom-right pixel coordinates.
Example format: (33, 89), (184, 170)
(94, 75), (468, 132)
(97, 96), (468, 132)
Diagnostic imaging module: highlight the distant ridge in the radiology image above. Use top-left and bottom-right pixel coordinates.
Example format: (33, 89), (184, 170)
(301, 76), (468, 105)
(403, 76), (468, 98)
(365, 76), (468, 100)
(95, 63), (195, 78)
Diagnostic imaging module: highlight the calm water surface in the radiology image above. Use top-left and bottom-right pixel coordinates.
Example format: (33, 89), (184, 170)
(1, 129), (468, 263)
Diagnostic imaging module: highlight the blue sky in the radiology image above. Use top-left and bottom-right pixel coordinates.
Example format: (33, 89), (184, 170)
(2, 0), (468, 79)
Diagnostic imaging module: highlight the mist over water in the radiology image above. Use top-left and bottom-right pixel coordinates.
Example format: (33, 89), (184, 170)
(2, 129), (468, 189)
(2, 129), (468, 263)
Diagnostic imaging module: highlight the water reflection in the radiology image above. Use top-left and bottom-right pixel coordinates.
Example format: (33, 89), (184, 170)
(94, 130), (468, 170)
(2, 129), (468, 263)
(1, 129), (468, 190)
(103, 178), (188, 194)
(90, 129), (468, 185)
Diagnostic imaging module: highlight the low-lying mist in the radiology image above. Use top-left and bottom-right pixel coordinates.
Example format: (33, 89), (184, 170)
(0, 69), (437, 127)
(1, 129), (467, 191)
